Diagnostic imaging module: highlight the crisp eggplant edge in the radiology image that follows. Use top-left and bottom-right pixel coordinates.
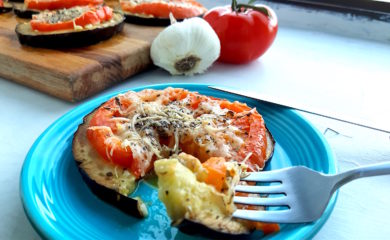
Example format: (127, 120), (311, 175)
(123, 12), (203, 26)
(77, 164), (146, 218)
(265, 125), (275, 164)
(72, 102), (147, 219)
(13, 3), (38, 18)
(15, 12), (125, 48)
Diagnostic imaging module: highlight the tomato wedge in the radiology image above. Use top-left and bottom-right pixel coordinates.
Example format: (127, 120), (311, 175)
(202, 157), (227, 192)
(30, 6), (113, 32)
(26, 0), (103, 10)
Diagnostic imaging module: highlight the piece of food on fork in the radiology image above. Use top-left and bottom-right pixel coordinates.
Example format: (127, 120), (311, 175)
(155, 153), (280, 236)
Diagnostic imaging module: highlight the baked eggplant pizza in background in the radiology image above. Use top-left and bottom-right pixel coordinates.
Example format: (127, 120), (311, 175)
(73, 87), (279, 236)
(0, 0), (12, 13)
(15, 5), (125, 48)
(13, 0), (103, 18)
(119, 0), (207, 26)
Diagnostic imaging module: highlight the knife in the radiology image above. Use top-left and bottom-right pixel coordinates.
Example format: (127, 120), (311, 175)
(209, 86), (390, 134)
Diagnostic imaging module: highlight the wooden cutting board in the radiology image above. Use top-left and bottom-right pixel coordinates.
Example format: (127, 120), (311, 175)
(0, 9), (163, 102)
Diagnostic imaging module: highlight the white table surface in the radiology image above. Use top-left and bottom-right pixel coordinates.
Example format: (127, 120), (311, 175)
(1, 24), (390, 239)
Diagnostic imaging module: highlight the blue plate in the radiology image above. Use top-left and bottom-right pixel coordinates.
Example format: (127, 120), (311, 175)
(20, 83), (337, 240)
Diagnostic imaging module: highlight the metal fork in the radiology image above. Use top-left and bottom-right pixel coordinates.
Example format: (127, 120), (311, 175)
(233, 162), (390, 223)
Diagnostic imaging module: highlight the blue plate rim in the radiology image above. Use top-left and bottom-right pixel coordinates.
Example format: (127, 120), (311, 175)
(20, 82), (338, 240)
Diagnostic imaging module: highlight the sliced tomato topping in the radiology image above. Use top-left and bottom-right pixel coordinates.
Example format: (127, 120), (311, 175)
(74, 10), (100, 26)
(221, 100), (268, 171)
(89, 99), (121, 131)
(26, 0), (103, 11)
(102, 6), (113, 21)
(220, 100), (251, 113)
(120, 0), (207, 19)
(30, 21), (74, 32)
(168, 88), (188, 102)
(234, 113), (267, 171)
(95, 6), (105, 20)
(86, 127), (133, 168)
(30, 6), (113, 32)
(0, 0), (4, 7)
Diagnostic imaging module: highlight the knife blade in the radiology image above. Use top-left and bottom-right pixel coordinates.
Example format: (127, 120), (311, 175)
(209, 86), (390, 134)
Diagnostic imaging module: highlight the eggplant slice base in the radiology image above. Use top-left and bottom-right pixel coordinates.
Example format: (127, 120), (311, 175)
(15, 12), (125, 48)
(73, 111), (148, 218)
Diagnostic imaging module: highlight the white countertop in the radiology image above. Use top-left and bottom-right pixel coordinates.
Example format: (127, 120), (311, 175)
(1, 23), (390, 239)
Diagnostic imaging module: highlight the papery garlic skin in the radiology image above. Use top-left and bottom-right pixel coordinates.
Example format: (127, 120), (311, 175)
(150, 17), (220, 76)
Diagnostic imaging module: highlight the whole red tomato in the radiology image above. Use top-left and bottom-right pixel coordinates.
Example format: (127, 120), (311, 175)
(204, 1), (278, 64)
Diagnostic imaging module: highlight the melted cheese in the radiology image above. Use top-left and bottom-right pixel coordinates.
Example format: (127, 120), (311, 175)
(102, 88), (254, 175)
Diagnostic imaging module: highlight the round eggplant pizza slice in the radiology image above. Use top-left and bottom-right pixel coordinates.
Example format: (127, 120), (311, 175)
(120, 0), (207, 26)
(0, 0), (12, 13)
(14, 0), (103, 19)
(15, 6), (125, 48)
(72, 87), (278, 236)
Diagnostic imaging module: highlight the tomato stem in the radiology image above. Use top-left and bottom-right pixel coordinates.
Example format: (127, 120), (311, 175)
(236, 3), (270, 17)
(232, 0), (238, 12)
(231, 0), (270, 17)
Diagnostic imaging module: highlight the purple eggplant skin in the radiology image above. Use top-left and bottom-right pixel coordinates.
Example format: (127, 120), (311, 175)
(123, 12), (203, 26)
(124, 13), (172, 26)
(13, 3), (38, 18)
(15, 13), (125, 48)
(13, 8), (38, 18)
(77, 165), (147, 218)
(265, 125), (275, 163)
(0, 2), (13, 13)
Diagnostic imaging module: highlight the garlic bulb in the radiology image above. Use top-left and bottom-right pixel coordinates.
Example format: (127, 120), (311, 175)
(150, 17), (220, 76)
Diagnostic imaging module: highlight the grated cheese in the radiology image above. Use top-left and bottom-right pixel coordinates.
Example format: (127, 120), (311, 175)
(91, 88), (259, 176)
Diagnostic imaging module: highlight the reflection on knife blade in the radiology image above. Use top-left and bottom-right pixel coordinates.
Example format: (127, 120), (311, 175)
(209, 86), (390, 134)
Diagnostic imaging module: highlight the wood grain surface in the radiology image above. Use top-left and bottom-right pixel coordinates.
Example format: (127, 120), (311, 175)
(0, 6), (163, 102)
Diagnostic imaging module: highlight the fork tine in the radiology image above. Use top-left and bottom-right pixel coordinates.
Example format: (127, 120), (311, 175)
(241, 171), (284, 182)
(233, 209), (292, 223)
(234, 196), (287, 206)
(234, 184), (285, 194)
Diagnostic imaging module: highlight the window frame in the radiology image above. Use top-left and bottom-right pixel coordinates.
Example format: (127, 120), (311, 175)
(267, 0), (390, 21)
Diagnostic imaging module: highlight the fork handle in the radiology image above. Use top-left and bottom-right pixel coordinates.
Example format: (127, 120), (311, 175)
(332, 161), (390, 191)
